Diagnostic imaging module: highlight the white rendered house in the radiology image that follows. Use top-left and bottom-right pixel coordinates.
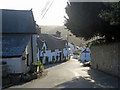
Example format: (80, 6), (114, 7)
(1, 9), (37, 74)
(37, 34), (69, 65)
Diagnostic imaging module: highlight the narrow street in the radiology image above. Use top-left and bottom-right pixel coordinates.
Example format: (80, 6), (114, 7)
(11, 57), (119, 88)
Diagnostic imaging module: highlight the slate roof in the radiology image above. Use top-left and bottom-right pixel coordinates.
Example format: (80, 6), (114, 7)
(38, 34), (67, 50)
(1, 9), (36, 34)
(51, 34), (60, 38)
(1, 35), (30, 57)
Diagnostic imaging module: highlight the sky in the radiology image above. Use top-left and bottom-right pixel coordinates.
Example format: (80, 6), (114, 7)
(0, 0), (68, 25)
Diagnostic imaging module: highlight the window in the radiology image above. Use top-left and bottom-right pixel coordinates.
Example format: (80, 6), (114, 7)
(52, 56), (55, 63)
(40, 56), (43, 63)
(51, 49), (55, 52)
(27, 54), (29, 66)
(43, 47), (45, 53)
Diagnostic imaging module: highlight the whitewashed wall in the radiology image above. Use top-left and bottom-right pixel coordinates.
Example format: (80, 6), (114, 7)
(32, 35), (37, 63)
(68, 43), (75, 55)
(2, 35), (37, 74)
(38, 42), (69, 64)
(2, 58), (22, 73)
(40, 49), (68, 64)
(2, 38), (32, 74)
(22, 37), (32, 73)
(21, 35), (38, 73)
(63, 48), (68, 59)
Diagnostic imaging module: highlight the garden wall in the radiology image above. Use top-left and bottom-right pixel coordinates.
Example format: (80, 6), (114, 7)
(91, 42), (120, 77)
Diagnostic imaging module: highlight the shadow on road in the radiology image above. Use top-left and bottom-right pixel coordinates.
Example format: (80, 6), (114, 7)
(54, 68), (120, 88)
(44, 61), (66, 69)
(55, 76), (95, 88)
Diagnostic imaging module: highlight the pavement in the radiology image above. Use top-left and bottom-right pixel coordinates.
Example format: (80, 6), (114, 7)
(10, 57), (120, 88)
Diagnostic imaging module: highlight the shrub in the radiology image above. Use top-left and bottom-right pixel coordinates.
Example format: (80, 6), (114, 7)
(32, 61), (44, 72)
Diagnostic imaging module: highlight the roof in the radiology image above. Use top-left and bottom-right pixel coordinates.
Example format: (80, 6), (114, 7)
(79, 47), (84, 52)
(51, 34), (61, 38)
(1, 35), (30, 57)
(86, 47), (90, 51)
(37, 38), (44, 49)
(1, 9), (36, 34)
(38, 34), (67, 50)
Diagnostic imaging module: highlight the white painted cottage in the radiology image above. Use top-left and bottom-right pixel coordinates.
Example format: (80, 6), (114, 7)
(80, 47), (91, 63)
(37, 34), (69, 65)
(68, 42), (75, 56)
(0, 9), (37, 74)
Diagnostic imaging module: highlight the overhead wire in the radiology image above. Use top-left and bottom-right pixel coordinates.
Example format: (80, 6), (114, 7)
(41, 0), (54, 19)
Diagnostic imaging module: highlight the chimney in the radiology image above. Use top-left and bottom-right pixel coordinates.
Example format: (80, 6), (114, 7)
(56, 31), (61, 37)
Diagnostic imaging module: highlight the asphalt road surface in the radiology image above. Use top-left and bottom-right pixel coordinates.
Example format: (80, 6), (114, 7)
(10, 57), (119, 88)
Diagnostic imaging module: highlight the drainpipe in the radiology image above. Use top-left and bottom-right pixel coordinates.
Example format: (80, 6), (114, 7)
(31, 35), (34, 63)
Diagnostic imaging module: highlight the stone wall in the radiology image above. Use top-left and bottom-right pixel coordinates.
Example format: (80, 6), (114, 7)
(90, 42), (120, 77)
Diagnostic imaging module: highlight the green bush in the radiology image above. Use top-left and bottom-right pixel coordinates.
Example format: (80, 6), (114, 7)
(32, 61), (42, 66)
(32, 61), (44, 71)
(89, 39), (106, 47)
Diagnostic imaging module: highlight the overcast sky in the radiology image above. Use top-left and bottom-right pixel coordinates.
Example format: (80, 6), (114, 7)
(0, 0), (67, 25)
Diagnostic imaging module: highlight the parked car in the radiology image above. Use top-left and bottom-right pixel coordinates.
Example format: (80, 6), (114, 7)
(73, 51), (80, 59)
(83, 61), (91, 67)
(80, 47), (90, 63)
